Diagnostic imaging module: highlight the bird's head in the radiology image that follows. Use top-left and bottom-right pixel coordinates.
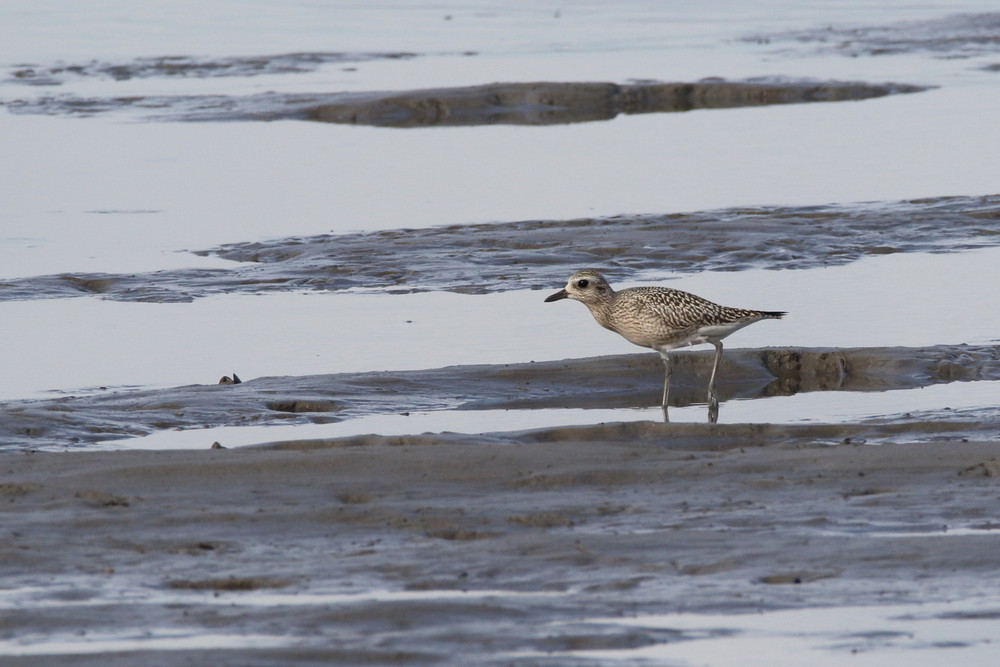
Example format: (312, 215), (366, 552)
(544, 269), (614, 306)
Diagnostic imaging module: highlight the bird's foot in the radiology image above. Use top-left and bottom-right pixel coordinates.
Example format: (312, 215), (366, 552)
(707, 391), (719, 424)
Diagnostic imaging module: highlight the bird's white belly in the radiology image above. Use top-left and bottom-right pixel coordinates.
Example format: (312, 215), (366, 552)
(649, 321), (754, 353)
(697, 322), (754, 339)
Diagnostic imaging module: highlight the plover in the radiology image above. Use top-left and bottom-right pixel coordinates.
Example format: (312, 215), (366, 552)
(545, 269), (785, 420)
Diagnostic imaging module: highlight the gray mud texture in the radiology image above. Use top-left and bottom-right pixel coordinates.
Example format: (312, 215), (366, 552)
(2, 204), (1000, 665)
(292, 78), (923, 127)
(746, 11), (1000, 59)
(1, 194), (998, 303)
(6, 51), (419, 86)
(4, 428), (1000, 665)
(3, 12), (1000, 660)
(3, 343), (999, 451)
(3, 77), (924, 125)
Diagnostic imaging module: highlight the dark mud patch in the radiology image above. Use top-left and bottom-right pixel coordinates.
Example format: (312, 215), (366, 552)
(165, 576), (294, 591)
(2, 195), (998, 303)
(292, 78), (923, 128)
(5, 51), (419, 86)
(4, 77), (925, 125)
(1, 343), (997, 451)
(746, 12), (1000, 59)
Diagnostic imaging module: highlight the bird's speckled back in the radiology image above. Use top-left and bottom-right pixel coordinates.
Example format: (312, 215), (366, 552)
(554, 269), (783, 351)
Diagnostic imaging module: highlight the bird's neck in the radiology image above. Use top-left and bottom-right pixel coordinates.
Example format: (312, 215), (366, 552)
(585, 298), (617, 331)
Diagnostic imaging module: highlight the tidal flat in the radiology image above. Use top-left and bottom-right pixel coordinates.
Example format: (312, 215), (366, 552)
(2, 2), (1000, 663)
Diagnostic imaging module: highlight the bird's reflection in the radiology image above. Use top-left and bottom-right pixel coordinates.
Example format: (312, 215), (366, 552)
(660, 395), (720, 424)
(659, 355), (723, 423)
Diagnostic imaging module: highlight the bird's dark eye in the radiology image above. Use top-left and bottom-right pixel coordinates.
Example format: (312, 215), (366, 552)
(577, 279), (589, 288)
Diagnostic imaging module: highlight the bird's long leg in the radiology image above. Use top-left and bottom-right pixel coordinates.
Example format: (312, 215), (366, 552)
(708, 340), (722, 406)
(660, 354), (672, 422)
(706, 340), (723, 423)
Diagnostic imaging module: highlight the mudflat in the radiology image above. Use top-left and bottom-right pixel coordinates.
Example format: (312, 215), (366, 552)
(3, 8), (1000, 659)
(2, 343), (999, 450)
(3, 426), (1000, 664)
(1, 193), (999, 661)
(3, 195), (996, 304)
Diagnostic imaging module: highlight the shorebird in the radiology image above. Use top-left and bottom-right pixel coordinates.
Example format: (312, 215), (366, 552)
(545, 270), (785, 420)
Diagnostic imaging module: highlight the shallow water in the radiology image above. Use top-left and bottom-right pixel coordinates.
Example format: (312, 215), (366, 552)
(4, 246), (998, 404)
(550, 598), (1000, 665)
(3, 84), (1000, 278)
(0, 631), (292, 657)
(3, 2), (1000, 279)
(2, 2), (1000, 663)
(0, 582), (558, 612)
(104, 377), (1000, 451)
(4, 574), (1000, 661)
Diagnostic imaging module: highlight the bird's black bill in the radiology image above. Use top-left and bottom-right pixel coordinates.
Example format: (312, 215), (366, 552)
(544, 289), (568, 302)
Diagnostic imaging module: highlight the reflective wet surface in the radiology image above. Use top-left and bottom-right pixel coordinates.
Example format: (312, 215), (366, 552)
(2, 1), (1000, 664)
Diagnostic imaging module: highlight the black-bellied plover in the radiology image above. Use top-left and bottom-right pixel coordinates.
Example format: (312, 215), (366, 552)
(545, 269), (785, 420)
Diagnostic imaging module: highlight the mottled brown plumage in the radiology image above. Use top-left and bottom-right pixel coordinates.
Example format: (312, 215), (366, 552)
(545, 269), (785, 420)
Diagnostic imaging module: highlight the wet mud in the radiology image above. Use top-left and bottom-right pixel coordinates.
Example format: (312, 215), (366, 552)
(746, 11), (1000, 59)
(1, 194), (998, 303)
(292, 79), (923, 127)
(2, 343), (998, 452)
(3, 422), (1000, 664)
(3, 77), (924, 125)
(6, 51), (420, 86)
(4, 12), (1000, 660)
